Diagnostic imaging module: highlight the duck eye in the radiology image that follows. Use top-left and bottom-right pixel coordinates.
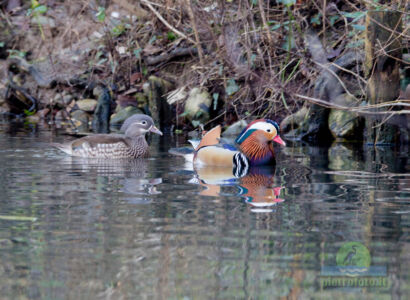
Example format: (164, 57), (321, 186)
(267, 129), (271, 132)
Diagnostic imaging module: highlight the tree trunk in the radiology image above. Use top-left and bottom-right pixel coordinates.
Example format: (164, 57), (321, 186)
(364, 11), (404, 145)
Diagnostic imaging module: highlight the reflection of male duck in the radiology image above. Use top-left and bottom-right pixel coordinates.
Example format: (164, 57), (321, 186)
(171, 119), (286, 211)
(194, 165), (285, 211)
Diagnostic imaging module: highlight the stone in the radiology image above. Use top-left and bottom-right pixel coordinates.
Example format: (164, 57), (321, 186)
(76, 99), (98, 112)
(328, 94), (363, 140)
(184, 88), (212, 124)
(70, 110), (90, 127)
(110, 106), (143, 126)
(280, 106), (310, 138)
(222, 120), (248, 137)
(37, 108), (50, 119)
(62, 94), (74, 105)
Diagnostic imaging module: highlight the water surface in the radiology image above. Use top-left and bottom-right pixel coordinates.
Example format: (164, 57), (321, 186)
(0, 121), (409, 299)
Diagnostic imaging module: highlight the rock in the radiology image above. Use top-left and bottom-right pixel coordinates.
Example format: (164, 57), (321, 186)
(76, 99), (98, 112)
(110, 106), (143, 126)
(222, 120), (248, 136)
(55, 109), (68, 121)
(184, 88), (212, 125)
(328, 94), (363, 140)
(328, 144), (359, 170)
(70, 110), (90, 130)
(62, 94), (74, 105)
(37, 108), (50, 119)
(280, 106), (310, 138)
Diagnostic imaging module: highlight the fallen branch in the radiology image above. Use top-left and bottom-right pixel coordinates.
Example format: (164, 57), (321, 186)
(144, 47), (199, 66)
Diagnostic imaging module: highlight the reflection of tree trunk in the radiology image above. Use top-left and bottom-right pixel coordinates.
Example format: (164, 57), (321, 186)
(242, 210), (252, 299)
(157, 233), (170, 300)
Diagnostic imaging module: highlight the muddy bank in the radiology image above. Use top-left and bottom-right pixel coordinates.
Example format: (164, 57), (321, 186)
(0, 1), (409, 143)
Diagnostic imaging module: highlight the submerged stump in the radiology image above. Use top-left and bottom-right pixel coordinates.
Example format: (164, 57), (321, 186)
(364, 11), (404, 145)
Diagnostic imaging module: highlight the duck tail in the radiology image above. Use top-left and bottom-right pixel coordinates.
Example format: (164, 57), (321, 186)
(195, 125), (221, 151)
(50, 142), (72, 155)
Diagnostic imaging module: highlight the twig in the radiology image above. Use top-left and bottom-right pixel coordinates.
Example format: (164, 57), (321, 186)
(185, 0), (204, 66)
(258, 0), (272, 45)
(140, 0), (196, 44)
(294, 94), (410, 115)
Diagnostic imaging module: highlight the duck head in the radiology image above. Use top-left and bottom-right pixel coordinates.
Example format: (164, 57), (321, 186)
(235, 119), (285, 164)
(121, 114), (163, 137)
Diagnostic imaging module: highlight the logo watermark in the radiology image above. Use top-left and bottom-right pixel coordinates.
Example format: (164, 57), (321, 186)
(319, 242), (388, 289)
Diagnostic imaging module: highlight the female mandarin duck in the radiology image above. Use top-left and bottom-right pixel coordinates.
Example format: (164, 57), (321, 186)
(192, 119), (286, 176)
(52, 114), (162, 158)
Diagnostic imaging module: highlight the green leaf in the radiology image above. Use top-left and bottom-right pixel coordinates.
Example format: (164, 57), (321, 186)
(282, 35), (296, 51)
(24, 109), (36, 116)
(0, 215), (37, 222)
(111, 24), (125, 36)
(310, 13), (322, 25)
(329, 15), (339, 26)
(96, 6), (106, 22)
(191, 120), (202, 128)
(341, 11), (366, 22)
(33, 5), (47, 14)
(148, 36), (157, 44)
(346, 39), (364, 48)
(352, 24), (365, 31)
(271, 23), (281, 31)
(277, 0), (296, 7)
(134, 48), (142, 59)
(226, 79), (239, 96)
(167, 31), (176, 41)
(212, 93), (219, 110)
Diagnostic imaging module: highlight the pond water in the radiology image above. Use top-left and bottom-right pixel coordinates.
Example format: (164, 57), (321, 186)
(0, 121), (409, 299)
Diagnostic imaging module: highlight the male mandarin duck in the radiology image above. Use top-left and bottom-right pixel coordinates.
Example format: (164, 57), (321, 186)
(192, 119), (286, 177)
(52, 114), (162, 158)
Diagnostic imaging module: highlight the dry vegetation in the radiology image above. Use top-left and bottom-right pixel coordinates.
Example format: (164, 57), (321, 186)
(0, 0), (409, 128)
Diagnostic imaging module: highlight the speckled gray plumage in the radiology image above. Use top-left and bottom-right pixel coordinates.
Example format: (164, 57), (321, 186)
(52, 114), (161, 158)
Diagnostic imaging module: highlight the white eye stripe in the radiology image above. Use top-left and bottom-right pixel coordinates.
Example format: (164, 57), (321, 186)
(249, 122), (277, 134)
